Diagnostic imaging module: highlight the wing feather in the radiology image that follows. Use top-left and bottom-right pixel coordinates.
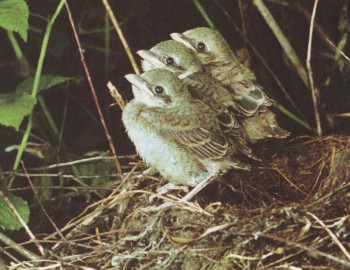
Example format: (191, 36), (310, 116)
(204, 60), (274, 116)
(140, 101), (231, 160)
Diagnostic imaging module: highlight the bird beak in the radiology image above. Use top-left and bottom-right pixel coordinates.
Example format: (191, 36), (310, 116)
(125, 74), (153, 96)
(170, 32), (196, 52)
(137, 50), (166, 68)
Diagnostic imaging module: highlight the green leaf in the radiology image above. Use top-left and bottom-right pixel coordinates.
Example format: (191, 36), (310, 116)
(0, 75), (73, 131)
(0, 192), (30, 231)
(16, 75), (74, 94)
(0, 0), (29, 41)
(0, 91), (36, 131)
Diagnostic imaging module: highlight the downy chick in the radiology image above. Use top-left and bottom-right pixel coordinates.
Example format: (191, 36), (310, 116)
(122, 69), (250, 194)
(171, 27), (290, 143)
(137, 40), (259, 160)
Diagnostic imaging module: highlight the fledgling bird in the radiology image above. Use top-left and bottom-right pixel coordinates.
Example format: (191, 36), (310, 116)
(122, 69), (250, 199)
(171, 27), (290, 143)
(137, 40), (259, 160)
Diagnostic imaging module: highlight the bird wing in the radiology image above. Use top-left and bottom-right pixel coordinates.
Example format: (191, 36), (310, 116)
(140, 101), (231, 160)
(204, 60), (274, 116)
(184, 73), (241, 137)
(184, 73), (229, 106)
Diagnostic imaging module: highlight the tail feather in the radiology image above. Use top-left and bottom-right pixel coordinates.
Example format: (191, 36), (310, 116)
(231, 158), (251, 171)
(270, 125), (290, 138)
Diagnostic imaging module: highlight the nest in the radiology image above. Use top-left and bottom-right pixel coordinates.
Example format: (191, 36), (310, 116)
(8, 136), (350, 269)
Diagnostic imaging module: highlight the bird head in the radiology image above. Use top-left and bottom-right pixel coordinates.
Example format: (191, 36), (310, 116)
(137, 40), (202, 79)
(171, 27), (232, 64)
(125, 69), (192, 108)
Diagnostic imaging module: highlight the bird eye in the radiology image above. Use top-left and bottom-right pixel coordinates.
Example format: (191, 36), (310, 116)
(154, 86), (164, 94)
(166, 57), (174, 65)
(197, 42), (206, 51)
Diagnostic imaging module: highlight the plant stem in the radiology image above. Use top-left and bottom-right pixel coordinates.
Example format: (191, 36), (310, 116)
(101, 0), (140, 74)
(9, 0), (66, 188)
(253, 0), (309, 87)
(275, 103), (312, 131)
(192, 0), (215, 28)
(6, 31), (23, 59)
(65, 1), (124, 178)
(306, 0), (322, 136)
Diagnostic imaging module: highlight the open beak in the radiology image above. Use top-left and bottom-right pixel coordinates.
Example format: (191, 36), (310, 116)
(125, 74), (153, 96)
(137, 50), (166, 68)
(170, 32), (196, 52)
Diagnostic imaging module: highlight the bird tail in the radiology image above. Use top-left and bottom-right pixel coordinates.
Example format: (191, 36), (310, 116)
(234, 137), (261, 161)
(270, 125), (290, 138)
(230, 158), (251, 171)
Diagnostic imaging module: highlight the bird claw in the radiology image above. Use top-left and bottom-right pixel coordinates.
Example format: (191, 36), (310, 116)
(149, 183), (189, 202)
(144, 173), (218, 212)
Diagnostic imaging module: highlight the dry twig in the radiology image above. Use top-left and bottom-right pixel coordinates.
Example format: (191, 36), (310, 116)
(101, 0), (140, 74)
(64, 1), (123, 178)
(306, 0), (322, 136)
(253, 0), (309, 87)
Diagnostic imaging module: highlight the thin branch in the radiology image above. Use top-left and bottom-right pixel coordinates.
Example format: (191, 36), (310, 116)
(253, 0), (309, 87)
(260, 232), (350, 268)
(64, 1), (123, 178)
(212, 0), (310, 130)
(237, 0), (247, 38)
(307, 212), (350, 261)
(306, 0), (322, 136)
(0, 189), (46, 256)
(326, 38), (350, 65)
(0, 232), (41, 261)
(295, 3), (350, 65)
(21, 161), (67, 243)
(101, 0), (140, 74)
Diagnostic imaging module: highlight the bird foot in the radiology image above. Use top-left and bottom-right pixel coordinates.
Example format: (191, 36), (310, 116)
(144, 173), (218, 211)
(149, 183), (189, 202)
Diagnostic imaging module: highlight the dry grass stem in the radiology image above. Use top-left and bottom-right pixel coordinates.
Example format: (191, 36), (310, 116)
(306, 0), (322, 136)
(65, 1), (123, 178)
(253, 0), (309, 87)
(101, 0), (140, 74)
(107, 81), (126, 111)
(0, 189), (46, 257)
(307, 212), (350, 261)
(2, 136), (349, 269)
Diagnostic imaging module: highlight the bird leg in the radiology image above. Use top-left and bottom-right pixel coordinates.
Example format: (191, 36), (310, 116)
(156, 183), (189, 195)
(181, 172), (218, 202)
(143, 173), (218, 212)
